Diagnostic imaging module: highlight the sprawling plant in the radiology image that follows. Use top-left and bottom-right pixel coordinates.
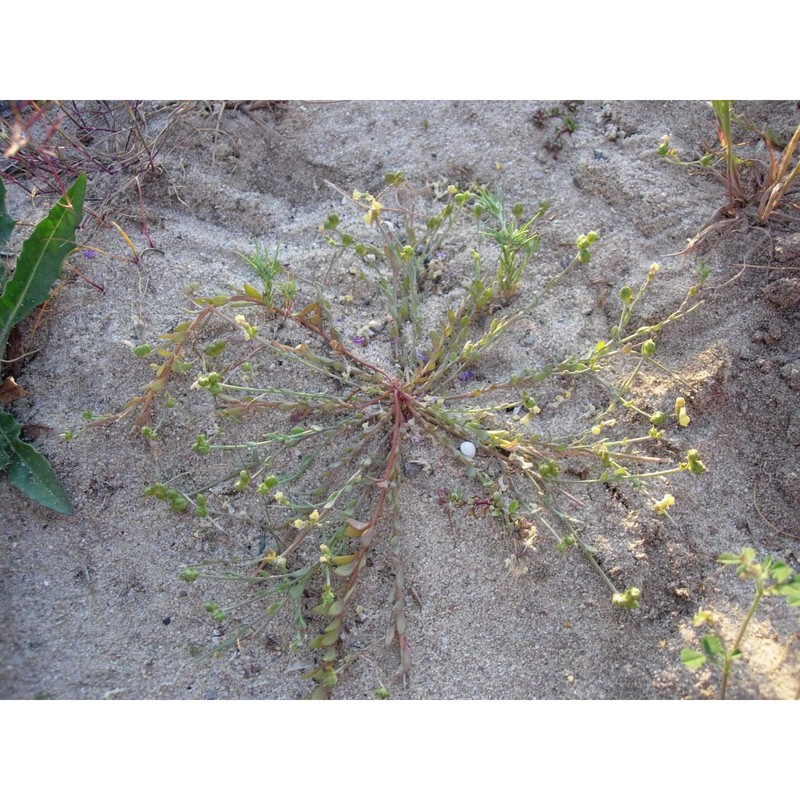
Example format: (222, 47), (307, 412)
(97, 177), (706, 696)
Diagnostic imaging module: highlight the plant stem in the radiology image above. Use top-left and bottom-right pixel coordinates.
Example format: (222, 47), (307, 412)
(719, 578), (764, 700)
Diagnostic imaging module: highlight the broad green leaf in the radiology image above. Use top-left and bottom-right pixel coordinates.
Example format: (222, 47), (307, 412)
(310, 599), (344, 617)
(775, 578), (800, 607)
(242, 283), (262, 300)
(334, 558), (360, 577)
(701, 635), (724, 658)
(326, 599), (344, 616)
(741, 547), (757, 564)
(680, 649), (707, 670)
(343, 518), (370, 537)
(0, 174), (86, 357)
(0, 178), (15, 252)
(0, 409), (73, 514)
(769, 562), (793, 584)
(309, 628), (340, 649)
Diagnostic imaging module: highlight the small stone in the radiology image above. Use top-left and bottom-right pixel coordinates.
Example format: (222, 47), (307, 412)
(787, 408), (800, 445)
(781, 471), (800, 508)
(402, 461), (422, 478)
(774, 232), (800, 262)
(763, 278), (800, 310)
(460, 441), (476, 459)
(755, 358), (773, 373)
(780, 362), (800, 391)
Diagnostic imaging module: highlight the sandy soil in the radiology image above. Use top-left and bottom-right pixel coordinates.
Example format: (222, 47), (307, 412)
(1, 100), (798, 700)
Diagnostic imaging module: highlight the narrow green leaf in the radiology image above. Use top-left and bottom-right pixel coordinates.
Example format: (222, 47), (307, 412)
(287, 582), (305, 599)
(0, 410), (73, 514)
(680, 649), (707, 670)
(0, 178), (15, 252)
(0, 174), (86, 356)
(0, 182), (13, 294)
(717, 553), (740, 565)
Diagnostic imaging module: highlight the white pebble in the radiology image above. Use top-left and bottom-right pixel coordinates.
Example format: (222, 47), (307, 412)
(460, 441), (476, 459)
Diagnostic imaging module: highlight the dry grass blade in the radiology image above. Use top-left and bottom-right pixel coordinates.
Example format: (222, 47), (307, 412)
(757, 121), (800, 222)
(0, 101), (189, 237)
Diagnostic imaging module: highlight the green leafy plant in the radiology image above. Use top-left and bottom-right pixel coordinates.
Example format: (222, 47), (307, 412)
(681, 548), (800, 699)
(0, 174), (85, 514)
(709, 100), (745, 212)
(659, 101), (800, 251)
(531, 101), (582, 157)
(98, 177), (707, 696)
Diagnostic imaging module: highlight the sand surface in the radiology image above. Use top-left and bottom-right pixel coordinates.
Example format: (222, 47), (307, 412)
(1, 100), (798, 700)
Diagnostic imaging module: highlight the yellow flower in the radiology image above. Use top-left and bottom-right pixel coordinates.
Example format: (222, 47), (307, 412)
(653, 494), (675, 514)
(693, 609), (716, 627)
(675, 397), (690, 427)
(362, 195), (383, 225)
(234, 313), (257, 341)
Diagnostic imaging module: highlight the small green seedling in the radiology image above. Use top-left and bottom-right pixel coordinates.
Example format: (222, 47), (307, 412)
(532, 102), (582, 156)
(0, 175), (85, 514)
(681, 548), (800, 699)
